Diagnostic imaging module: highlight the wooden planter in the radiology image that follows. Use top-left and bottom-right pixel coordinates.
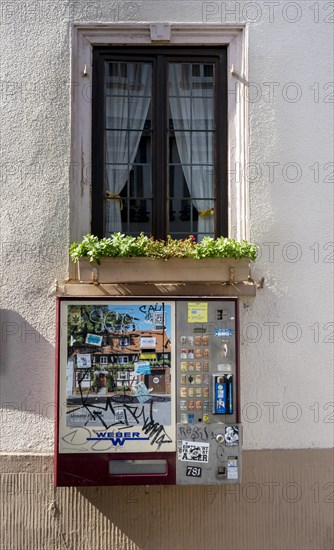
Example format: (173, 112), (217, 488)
(76, 257), (251, 284)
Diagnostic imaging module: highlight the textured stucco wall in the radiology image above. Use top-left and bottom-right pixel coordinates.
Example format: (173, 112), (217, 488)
(1, 450), (333, 550)
(0, 0), (333, 453)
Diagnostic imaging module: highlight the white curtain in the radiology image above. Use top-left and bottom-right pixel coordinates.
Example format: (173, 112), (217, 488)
(105, 63), (151, 235)
(169, 63), (215, 239)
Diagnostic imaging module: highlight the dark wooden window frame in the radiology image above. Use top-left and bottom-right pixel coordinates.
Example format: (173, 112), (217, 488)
(92, 46), (228, 239)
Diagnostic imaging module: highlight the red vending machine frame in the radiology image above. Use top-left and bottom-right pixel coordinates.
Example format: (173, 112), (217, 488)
(55, 297), (240, 486)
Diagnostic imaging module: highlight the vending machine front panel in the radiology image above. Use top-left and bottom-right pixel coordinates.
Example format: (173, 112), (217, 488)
(175, 299), (241, 484)
(55, 297), (241, 486)
(56, 298), (176, 486)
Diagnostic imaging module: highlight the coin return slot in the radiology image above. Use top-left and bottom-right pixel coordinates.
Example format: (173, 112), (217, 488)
(109, 460), (167, 476)
(217, 466), (227, 479)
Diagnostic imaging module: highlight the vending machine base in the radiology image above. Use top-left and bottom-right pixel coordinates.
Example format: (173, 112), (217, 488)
(55, 452), (176, 487)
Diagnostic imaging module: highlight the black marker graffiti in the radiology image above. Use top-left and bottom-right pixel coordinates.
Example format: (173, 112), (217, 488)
(179, 425), (216, 442)
(143, 400), (172, 447)
(66, 397), (172, 449)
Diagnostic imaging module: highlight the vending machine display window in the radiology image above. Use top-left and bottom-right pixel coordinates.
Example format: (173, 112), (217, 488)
(55, 298), (242, 486)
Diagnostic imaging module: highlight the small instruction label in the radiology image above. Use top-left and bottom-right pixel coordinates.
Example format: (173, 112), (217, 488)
(188, 302), (208, 323)
(214, 328), (232, 337)
(227, 456), (238, 480)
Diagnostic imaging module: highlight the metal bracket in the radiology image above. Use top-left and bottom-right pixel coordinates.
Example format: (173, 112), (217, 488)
(229, 267), (235, 284)
(91, 267), (99, 285)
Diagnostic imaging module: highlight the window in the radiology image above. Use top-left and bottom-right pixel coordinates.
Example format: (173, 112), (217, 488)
(92, 47), (228, 240)
(117, 356), (129, 364)
(71, 25), (248, 245)
(99, 356), (108, 364)
(117, 371), (129, 380)
(119, 337), (129, 347)
(76, 372), (91, 382)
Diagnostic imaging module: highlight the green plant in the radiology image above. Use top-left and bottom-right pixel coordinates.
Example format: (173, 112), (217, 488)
(106, 373), (115, 392)
(70, 233), (257, 263)
(91, 374), (99, 392)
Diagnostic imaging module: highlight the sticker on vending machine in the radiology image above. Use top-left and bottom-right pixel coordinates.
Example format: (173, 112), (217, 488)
(227, 456), (239, 480)
(188, 302), (208, 323)
(225, 426), (239, 446)
(186, 465), (202, 478)
(214, 328), (233, 337)
(133, 382), (151, 404)
(178, 440), (210, 463)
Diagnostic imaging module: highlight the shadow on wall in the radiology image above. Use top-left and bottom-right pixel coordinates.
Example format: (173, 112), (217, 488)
(0, 309), (55, 417)
(73, 449), (334, 550)
(76, 484), (204, 549)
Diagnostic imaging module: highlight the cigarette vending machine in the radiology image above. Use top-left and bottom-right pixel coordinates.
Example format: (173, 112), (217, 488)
(55, 297), (241, 486)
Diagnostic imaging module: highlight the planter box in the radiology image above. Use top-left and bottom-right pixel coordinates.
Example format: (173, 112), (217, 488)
(76, 257), (251, 284)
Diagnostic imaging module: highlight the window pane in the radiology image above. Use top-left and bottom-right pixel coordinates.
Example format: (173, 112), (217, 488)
(168, 63), (214, 130)
(105, 130), (134, 162)
(168, 62), (216, 239)
(106, 97), (152, 130)
(119, 198), (152, 236)
(169, 135), (183, 164)
(188, 165), (215, 196)
(104, 61), (152, 236)
(169, 165), (190, 197)
(168, 94), (214, 131)
(168, 198), (198, 238)
(192, 98), (214, 130)
(106, 62), (152, 97)
(127, 164), (152, 199)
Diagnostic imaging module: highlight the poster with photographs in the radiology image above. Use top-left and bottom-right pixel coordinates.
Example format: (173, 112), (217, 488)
(58, 300), (175, 454)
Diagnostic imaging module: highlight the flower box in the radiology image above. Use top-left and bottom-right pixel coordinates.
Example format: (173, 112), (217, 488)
(76, 257), (251, 284)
